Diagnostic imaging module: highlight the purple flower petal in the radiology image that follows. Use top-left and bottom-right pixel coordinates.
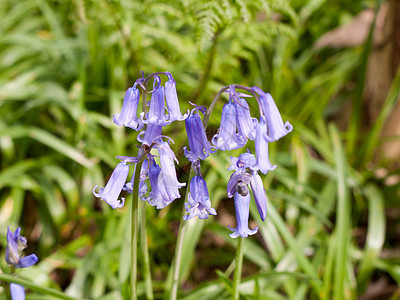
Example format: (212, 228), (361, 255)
(93, 162), (129, 209)
(249, 172), (268, 221)
(137, 123), (163, 146)
(165, 72), (189, 122)
(184, 112), (216, 162)
(226, 171), (251, 198)
(255, 116), (277, 174)
(15, 254), (38, 268)
(5, 227), (20, 265)
(253, 87), (293, 142)
(10, 283), (25, 300)
(227, 152), (257, 172)
(113, 86), (143, 131)
(212, 102), (246, 151)
(229, 193), (258, 238)
(141, 79), (170, 126)
(183, 176), (217, 220)
(235, 97), (257, 141)
(156, 141), (185, 200)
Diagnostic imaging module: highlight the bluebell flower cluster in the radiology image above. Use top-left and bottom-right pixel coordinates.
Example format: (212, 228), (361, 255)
(93, 72), (187, 209)
(92, 74), (291, 239)
(182, 104), (217, 220)
(211, 85), (292, 238)
(5, 227), (38, 300)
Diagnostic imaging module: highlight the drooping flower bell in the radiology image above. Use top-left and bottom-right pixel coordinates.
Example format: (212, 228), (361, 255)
(255, 116), (277, 174)
(6, 227), (38, 300)
(113, 85), (143, 131)
(164, 72), (189, 122)
(234, 97), (257, 141)
(212, 100), (246, 151)
(137, 123), (163, 146)
(252, 86), (293, 142)
(156, 140), (186, 201)
(183, 175), (217, 220)
(141, 76), (170, 126)
(249, 170), (268, 221)
(10, 283), (25, 300)
(226, 152), (269, 238)
(6, 227), (38, 268)
(184, 104), (216, 162)
(93, 161), (130, 209)
(229, 193), (258, 238)
(146, 158), (171, 209)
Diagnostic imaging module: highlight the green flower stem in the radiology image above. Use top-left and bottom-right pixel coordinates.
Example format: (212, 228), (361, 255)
(140, 200), (154, 300)
(169, 169), (194, 300)
(0, 274), (85, 300)
(232, 237), (244, 300)
(169, 86), (234, 299)
(131, 158), (145, 300)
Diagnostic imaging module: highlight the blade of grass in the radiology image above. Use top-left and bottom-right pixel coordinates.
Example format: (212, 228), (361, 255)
(330, 124), (351, 300)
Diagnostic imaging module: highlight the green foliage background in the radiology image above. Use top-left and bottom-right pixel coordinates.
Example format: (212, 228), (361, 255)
(1, 0), (399, 299)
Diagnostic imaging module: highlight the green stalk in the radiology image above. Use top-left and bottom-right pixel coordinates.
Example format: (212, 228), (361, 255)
(0, 274), (85, 300)
(169, 169), (194, 300)
(140, 200), (154, 300)
(131, 158), (144, 300)
(232, 237), (244, 300)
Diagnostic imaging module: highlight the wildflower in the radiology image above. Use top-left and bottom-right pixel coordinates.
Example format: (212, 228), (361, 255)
(249, 171), (268, 221)
(10, 283), (25, 300)
(5, 227), (38, 300)
(252, 86), (293, 142)
(229, 193), (258, 238)
(212, 101), (246, 151)
(164, 72), (189, 122)
(183, 175), (217, 220)
(234, 97), (257, 141)
(156, 141), (185, 201)
(6, 227), (38, 268)
(141, 76), (170, 126)
(146, 158), (175, 209)
(137, 123), (163, 146)
(227, 152), (257, 173)
(255, 116), (277, 174)
(113, 85), (143, 131)
(227, 171), (251, 198)
(93, 161), (130, 209)
(184, 105), (216, 162)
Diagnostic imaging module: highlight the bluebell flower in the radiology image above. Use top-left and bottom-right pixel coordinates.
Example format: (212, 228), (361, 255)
(227, 171), (251, 198)
(252, 86), (293, 142)
(141, 76), (170, 126)
(229, 193), (258, 238)
(6, 227), (38, 268)
(146, 158), (176, 209)
(164, 72), (189, 122)
(212, 101), (246, 151)
(10, 283), (25, 300)
(235, 97), (257, 141)
(93, 161), (130, 209)
(156, 141), (185, 201)
(249, 171), (268, 221)
(183, 175), (217, 220)
(184, 105), (216, 162)
(227, 152), (257, 173)
(113, 85), (143, 131)
(137, 123), (163, 146)
(255, 116), (277, 174)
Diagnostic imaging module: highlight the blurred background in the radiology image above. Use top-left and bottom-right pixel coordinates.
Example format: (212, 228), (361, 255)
(0, 0), (399, 299)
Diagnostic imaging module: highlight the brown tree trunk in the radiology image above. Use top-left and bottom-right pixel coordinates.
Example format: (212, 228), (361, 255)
(365, 0), (400, 162)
